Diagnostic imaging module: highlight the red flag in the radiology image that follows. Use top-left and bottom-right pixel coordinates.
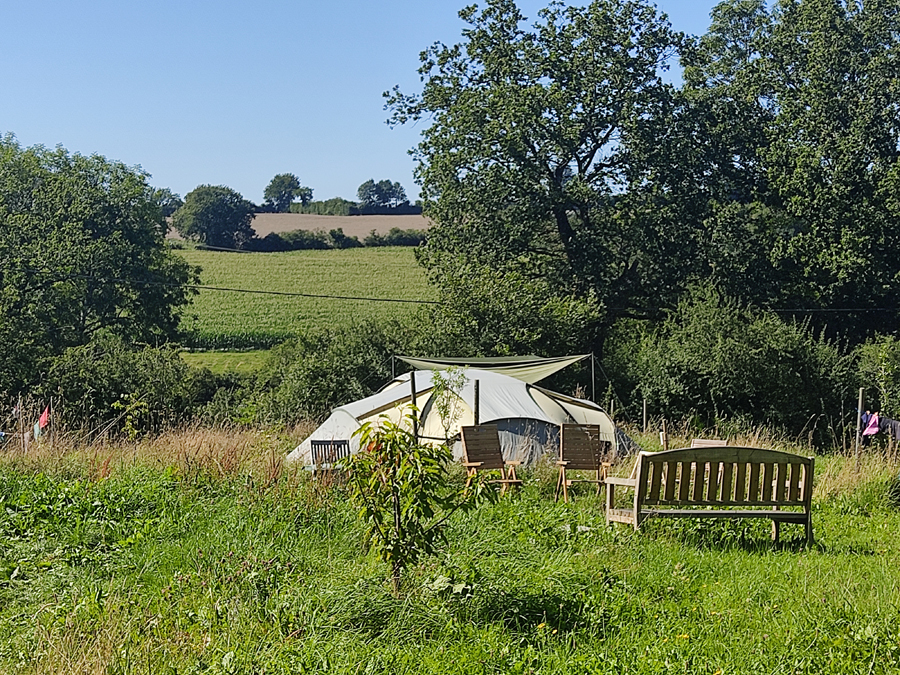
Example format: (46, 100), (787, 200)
(39, 406), (50, 429)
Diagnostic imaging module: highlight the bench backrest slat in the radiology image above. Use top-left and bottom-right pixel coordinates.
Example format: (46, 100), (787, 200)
(461, 425), (506, 469)
(638, 447), (813, 507)
(691, 438), (726, 448)
(789, 464), (802, 502)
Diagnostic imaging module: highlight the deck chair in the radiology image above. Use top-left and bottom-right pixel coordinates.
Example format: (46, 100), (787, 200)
(555, 424), (611, 502)
(460, 425), (522, 495)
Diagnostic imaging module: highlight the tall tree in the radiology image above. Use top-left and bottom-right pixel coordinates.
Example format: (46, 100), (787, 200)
(0, 135), (198, 393)
(172, 185), (256, 249)
(386, 0), (685, 353)
(681, 0), (900, 339)
(263, 173), (313, 212)
(357, 179), (408, 208)
(152, 187), (184, 218)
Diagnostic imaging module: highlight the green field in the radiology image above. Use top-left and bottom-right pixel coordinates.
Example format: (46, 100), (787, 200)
(177, 248), (434, 349)
(1, 432), (899, 673)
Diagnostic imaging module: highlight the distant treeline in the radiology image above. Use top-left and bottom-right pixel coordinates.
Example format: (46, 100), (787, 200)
(240, 227), (427, 252)
(290, 198), (422, 216)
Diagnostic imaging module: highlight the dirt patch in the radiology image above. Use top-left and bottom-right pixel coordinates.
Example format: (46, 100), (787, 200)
(250, 213), (429, 239)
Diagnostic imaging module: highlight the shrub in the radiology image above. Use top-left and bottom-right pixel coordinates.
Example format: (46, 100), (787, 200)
(363, 228), (427, 247)
(254, 320), (421, 424)
(625, 283), (853, 440)
(41, 332), (204, 436)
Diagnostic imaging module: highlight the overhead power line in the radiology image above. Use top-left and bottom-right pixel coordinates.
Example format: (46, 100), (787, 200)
(21, 268), (441, 305)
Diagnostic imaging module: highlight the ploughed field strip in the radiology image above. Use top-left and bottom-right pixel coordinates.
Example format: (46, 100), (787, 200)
(606, 446), (814, 543)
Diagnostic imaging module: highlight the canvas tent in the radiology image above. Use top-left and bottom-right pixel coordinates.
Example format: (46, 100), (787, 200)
(287, 366), (623, 467)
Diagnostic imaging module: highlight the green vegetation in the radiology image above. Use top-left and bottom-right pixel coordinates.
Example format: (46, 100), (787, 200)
(177, 247), (433, 350)
(181, 350), (270, 375)
(263, 173), (312, 212)
(173, 185), (256, 249)
(391, 0), (900, 354)
(1, 431), (899, 673)
(291, 197), (356, 216)
(0, 136), (198, 395)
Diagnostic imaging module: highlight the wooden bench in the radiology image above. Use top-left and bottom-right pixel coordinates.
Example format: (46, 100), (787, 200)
(555, 423), (612, 502)
(308, 439), (351, 471)
(605, 446), (814, 543)
(461, 425), (522, 495)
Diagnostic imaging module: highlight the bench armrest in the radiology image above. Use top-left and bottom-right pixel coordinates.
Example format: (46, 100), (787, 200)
(605, 476), (637, 487)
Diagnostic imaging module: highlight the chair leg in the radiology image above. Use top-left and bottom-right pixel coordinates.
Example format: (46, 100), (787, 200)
(555, 469), (564, 502)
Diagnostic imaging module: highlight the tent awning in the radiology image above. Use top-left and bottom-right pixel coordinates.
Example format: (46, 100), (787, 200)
(395, 354), (589, 384)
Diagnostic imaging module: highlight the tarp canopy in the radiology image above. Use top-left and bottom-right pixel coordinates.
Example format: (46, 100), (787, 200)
(287, 367), (623, 467)
(395, 354), (589, 384)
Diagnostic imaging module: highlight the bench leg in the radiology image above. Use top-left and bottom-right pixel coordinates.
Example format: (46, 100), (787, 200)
(771, 520), (780, 543)
(805, 517), (814, 546)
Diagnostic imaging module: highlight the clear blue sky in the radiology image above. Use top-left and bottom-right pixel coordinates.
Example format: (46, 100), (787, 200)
(1, 0), (718, 204)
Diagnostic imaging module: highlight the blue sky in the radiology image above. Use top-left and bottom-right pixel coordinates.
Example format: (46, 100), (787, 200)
(1, 0), (718, 204)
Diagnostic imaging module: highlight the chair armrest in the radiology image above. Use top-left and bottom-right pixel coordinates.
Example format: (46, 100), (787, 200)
(556, 460), (570, 466)
(605, 476), (637, 487)
(505, 460), (522, 466)
(463, 462), (484, 468)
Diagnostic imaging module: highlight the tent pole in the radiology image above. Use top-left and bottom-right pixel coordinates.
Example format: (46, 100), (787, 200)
(474, 379), (480, 425)
(410, 371), (418, 443)
(591, 353), (595, 402)
(391, 355), (395, 379)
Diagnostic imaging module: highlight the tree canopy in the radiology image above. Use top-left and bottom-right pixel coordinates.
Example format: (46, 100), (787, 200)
(172, 185), (256, 249)
(357, 179), (409, 208)
(0, 135), (198, 393)
(388, 0), (900, 353)
(263, 173), (313, 212)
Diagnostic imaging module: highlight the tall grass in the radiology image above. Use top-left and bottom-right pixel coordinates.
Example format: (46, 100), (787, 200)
(1, 430), (899, 673)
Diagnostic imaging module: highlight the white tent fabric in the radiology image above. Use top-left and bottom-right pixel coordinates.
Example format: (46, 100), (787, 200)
(287, 368), (620, 467)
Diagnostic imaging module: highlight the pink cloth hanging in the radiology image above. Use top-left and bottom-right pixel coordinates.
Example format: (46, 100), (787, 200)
(863, 412), (880, 436)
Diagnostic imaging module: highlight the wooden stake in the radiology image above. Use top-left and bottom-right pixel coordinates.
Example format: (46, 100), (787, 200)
(855, 387), (864, 471)
(642, 398), (648, 434)
(661, 419), (669, 452)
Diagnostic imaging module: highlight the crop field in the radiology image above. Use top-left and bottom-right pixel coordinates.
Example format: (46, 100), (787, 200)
(176, 248), (434, 349)
(1, 430), (899, 673)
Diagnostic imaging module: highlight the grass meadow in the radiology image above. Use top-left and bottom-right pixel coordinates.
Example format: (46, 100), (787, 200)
(2, 428), (899, 674)
(177, 248), (433, 350)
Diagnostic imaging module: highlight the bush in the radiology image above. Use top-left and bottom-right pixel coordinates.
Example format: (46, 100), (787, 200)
(622, 284), (853, 440)
(364, 228), (427, 247)
(855, 335), (900, 417)
(254, 320), (421, 424)
(279, 229), (331, 250)
(42, 333), (205, 436)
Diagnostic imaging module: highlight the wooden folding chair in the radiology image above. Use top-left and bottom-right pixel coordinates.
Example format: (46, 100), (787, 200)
(460, 425), (522, 495)
(555, 423), (611, 503)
